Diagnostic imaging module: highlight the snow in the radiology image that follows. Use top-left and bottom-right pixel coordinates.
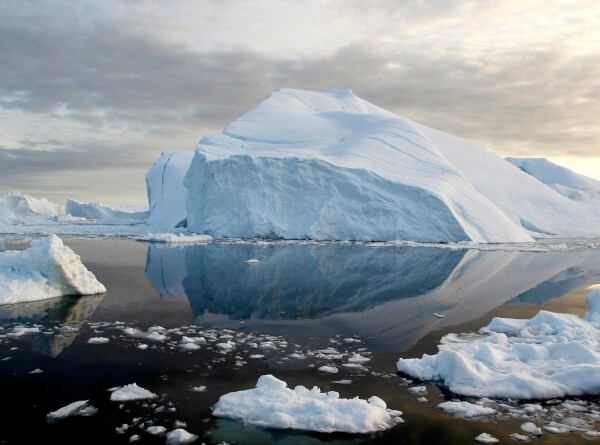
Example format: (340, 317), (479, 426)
(0, 234), (106, 304)
(109, 383), (158, 402)
(137, 233), (212, 243)
(0, 191), (64, 223)
(65, 199), (149, 220)
(146, 151), (194, 228)
(212, 374), (403, 433)
(46, 400), (97, 420)
(438, 401), (496, 418)
(397, 288), (600, 399)
(165, 428), (198, 444)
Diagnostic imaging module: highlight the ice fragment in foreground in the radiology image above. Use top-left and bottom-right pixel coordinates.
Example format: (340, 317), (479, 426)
(212, 374), (403, 433)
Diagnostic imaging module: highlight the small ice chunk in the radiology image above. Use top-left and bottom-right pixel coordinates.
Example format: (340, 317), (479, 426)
(408, 386), (427, 395)
(165, 428), (198, 444)
(332, 379), (352, 385)
(47, 400), (98, 421)
(244, 259), (260, 264)
(28, 368), (43, 374)
(543, 422), (570, 434)
(521, 421), (542, 436)
(146, 426), (167, 436)
(110, 383), (158, 402)
(129, 435), (140, 442)
(433, 313), (445, 318)
(318, 365), (338, 374)
(192, 386), (206, 392)
(249, 354), (264, 359)
(418, 397), (428, 402)
(475, 433), (499, 443)
(509, 433), (529, 441)
(438, 401), (496, 418)
(216, 341), (235, 351)
(87, 337), (109, 344)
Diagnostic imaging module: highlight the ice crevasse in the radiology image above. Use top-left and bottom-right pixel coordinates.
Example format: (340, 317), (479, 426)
(147, 88), (600, 242)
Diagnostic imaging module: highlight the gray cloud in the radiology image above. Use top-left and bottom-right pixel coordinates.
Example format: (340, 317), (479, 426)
(1, 0), (599, 203)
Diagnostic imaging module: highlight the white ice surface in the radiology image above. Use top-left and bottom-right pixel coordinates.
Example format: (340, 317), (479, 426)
(212, 374), (403, 433)
(65, 199), (149, 220)
(136, 233), (213, 243)
(437, 401), (496, 418)
(0, 234), (106, 304)
(109, 383), (158, 402)
(46, 400), (97, 420)
(0, 191), (64, 223)
(397, 289), (600, 399)
(146, 151), (194, 228)
(165, 428), (198, 444)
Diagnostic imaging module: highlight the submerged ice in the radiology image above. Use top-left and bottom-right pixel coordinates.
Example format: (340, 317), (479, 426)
(397, 289), (600, 399)
(0, 235), (106, 304)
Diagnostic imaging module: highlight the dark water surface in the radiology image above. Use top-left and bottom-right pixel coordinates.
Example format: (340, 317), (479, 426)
(1, 237), (599, 444)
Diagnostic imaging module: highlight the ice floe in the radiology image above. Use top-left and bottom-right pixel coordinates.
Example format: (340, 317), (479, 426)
(0, 235), (106, 304)
(136, 233), (212, 244)
(46, 400), (97, 421)
(397, 288), (600, 399)
(109, 383), (158, 402)
(438, 401), (496, 418)
(212, 374), (403, 433)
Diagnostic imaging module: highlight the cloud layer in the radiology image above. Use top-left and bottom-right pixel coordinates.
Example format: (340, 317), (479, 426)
(1, 0), (599, 203)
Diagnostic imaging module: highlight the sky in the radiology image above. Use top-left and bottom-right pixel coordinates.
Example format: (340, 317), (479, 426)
(1, 0), (599, 205)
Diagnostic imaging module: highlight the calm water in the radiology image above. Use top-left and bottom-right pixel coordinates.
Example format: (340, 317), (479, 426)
(1, 237), (600, 444)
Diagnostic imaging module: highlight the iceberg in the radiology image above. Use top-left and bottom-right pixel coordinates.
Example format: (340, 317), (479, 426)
(147, 88), (600, 241)
(0, 234), (106, 304)
(65, 199), (149, 220)
(506, 157), (600, 203)
(212, 374), (403, 433)
(146, 151), (194, 228)
(0, 191), (64, 222)
(396, 288), (600, 399)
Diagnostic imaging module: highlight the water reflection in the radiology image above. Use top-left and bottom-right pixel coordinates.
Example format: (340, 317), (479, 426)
(146, 244), (467, 319)
(0, 294), (104, 357)
(144, 244), (600, 350)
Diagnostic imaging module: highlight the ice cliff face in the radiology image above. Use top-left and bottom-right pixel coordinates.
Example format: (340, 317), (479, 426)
(66, 199), (149, 220)
(147, 88), (600, 242)
(0, 191), (65, 223)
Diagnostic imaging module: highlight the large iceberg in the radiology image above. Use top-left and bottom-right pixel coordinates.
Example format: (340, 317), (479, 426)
(147, 88), (600, 242)
(396, 289), (600, 399)
(0, 234), (106, 304)
(146, 151), (194, 228)
(65, 199), (149, 220)
(0, 191), (64, 223)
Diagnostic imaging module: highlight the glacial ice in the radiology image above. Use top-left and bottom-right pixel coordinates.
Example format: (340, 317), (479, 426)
(142, 88), (600, 241)
(212, 374), (403, 433)
(146, 151), (194, 228)
(0, 191), (64, 223)
(0, 234), (106, 304)
(65, 199), (149, 220)
(109, 383), (158, 402)
(396, 288), (600, 399)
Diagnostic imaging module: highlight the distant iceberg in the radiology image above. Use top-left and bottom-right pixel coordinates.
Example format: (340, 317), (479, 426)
(0, 191), (64, 223)
(65, 199), (149, 220)
(0, 234), (106, 304)
(145, 88), (600, 242)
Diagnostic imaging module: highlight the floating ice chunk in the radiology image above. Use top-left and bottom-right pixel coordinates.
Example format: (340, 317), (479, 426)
(509, 433), (529, 441)
(438, 401), (496, 418)
(216, 341), (235, 351)
(180, 343), (200, 351)
(397, 290), (600, 399)
(7, 326), (40, 337)
(47, 400), (97, 421)
(433, 313), (445, 318)
(475, 432), (499, 443)
(543, 422), (570, 434)
(110, 384), (158, 402)
(244, 259), (260, 264)
(347, 354), (370, 364)
(212, 374), (403, 433)
(88, 337), (109, 344)
(521, 421), (542, 436)
(332, 380), (352, 385)
(417, 397), (428, 402)
(585, 430), (600, 437)
(249, 354), (264, 359)
(28, 368), (43, 374)
(146, 426), (167, 436)
(136, 233), (212, 244)
(128, 435), (141, 442)
(165, 428), (198, 444)
(191, 386), (206, 392)
(408, 386), (427, 395)
(318, 366), (338, 374)
(0, 235), (106, 304)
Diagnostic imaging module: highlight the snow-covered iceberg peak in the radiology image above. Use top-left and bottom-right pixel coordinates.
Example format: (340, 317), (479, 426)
(397, 288), (600, 400)
(212, 374), (403, 433)
(184, 88), (532, 243)
(0, 234), (106, 304)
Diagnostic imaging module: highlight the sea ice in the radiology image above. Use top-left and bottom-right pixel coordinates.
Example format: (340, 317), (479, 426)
(46, 400), (97, 421)
(165, 428), (198, 444)
(521, 421), (542, 435)
(0, 234), (106, 304)
(318, 365), (338, 374)
(397, 289), (600, 399)
(212, 374), (403, 433)
(109, 383), (158, 402)
(438, 401), (496, 418)
(65, 199), (149, 220)
(475, 432), (499, 443)
(87, 337), (109, 344)
(137, 233), (212, 243)
(0, 191), (64, 223)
